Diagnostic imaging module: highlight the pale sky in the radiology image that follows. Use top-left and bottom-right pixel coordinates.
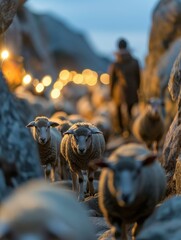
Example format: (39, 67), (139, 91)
(26, 0), (158, 65)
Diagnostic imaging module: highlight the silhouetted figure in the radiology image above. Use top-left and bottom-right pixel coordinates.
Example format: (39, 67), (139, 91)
(109, 38), (141, 133)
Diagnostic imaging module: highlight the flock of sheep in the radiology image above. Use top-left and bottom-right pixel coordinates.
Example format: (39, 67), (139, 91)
(0, 93), (168, 240)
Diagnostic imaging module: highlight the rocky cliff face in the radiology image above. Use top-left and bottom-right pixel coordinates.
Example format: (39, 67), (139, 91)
(142, 0), (181, 98)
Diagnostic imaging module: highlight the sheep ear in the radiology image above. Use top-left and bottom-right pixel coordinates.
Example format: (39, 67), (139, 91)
(89, 127), (102, 134)
(141, 155), (157, 167)
(63, 129), (75, 136)
(26, 121), (36, 127)
(49, 121), (59, 127)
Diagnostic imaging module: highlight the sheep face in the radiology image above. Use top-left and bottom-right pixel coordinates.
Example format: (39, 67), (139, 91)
(73, 130), (92, 155)
(26, 117), (59, 145)
(147, 98), (165, 119)
(99, 155), (156, 207)
(64, 125), (102, 155)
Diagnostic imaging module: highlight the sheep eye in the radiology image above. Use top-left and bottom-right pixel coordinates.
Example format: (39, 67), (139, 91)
(86, 135), (91, 141)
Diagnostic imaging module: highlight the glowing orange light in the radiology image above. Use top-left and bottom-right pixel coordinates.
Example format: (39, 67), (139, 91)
(22, 74), (32, 85)
(42, 75), (52, 86)
(32, 79), (39, 87)
(82, 69), (92, 76)
(59, 70), (70, 80)
(87, 77), (97, 86)
(35, 83), (44, 93)
(100, 73), (110, 85)
(53, 81), (63, 90)
(1, 50), (9, 60)
(73, 74), (84, 84)
(51, 88), (60, 99)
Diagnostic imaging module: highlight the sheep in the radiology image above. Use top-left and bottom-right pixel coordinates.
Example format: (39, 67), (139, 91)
(97, 143), (166, 240)
(57, 120), (73, 180)
(132, 97), (165, 152)
(91, 116), (112, 144)
(61, 122), (106, 201)
(51, 111), (68, 121)
(26, 116), (61, 182)
(0, 180), (96, 240)
(68, 114), (85, 124)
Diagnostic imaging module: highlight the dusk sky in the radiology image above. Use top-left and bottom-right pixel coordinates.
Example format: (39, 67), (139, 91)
(26, 0), (158, 66)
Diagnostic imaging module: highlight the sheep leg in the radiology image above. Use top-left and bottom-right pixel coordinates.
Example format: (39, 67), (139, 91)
(111, 222), (126, 240)
(108, 215), (124, 240)
(50, 165), (55, 182)
(132, 218), (145, 237)
(77, 171), (84, 202)
(87, 169), (94, 196)
(44, 164), (51, 181)
(71, 171), (78, 192)
(153, 141), (159, 153)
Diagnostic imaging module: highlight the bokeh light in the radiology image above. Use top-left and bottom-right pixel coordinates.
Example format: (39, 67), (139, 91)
(59, 70), (70, 80)
(100, 73), (110, 85)
(42, 75), (52, 86)
(1, 50), (9, 60)
(51, 88), (60, 99)
(22, 74), (32, 85)
(73, 74), (84, 84)
(35, 83), (44, 93)
(53, 81), (63, 90)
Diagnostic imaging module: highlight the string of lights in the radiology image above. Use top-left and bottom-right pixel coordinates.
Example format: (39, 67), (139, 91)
(0, 49), (110, 99)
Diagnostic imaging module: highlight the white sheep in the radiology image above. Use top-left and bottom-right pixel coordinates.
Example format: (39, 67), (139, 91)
(61, 122), (106, 201)
(0, 180), (96, 240)
(97, 143), (166, 240)
(26, 116), (61, 182)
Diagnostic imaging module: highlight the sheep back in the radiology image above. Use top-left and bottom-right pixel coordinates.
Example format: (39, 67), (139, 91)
(38, 127), (61, 166)
(0, 180), (96, 240)
(132, 111), (164, 144)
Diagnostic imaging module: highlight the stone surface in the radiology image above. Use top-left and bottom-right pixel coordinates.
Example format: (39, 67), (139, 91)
(143, 0), (181, 98)
(0, 0), (18, 34)
(137, 196), (181, 240)
(0, 72), (43, 201)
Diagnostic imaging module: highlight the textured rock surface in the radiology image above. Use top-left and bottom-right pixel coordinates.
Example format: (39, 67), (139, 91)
(0, 72), (42, 199)
(137, 196), (181, 240)
(143, 0), (181, 98)
(0, 0), (19, 34)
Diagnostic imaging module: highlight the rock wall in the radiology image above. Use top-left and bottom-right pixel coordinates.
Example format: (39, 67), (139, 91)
(142, 0), (181, 98)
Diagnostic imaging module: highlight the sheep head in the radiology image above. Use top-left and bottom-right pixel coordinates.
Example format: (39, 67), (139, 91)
(64, 125), (102, 155)
(146, 98), (165, 119)
(97, 154), (157, 206)
(26, 117), (59, 145)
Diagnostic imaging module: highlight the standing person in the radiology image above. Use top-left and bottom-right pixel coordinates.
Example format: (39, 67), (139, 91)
(109, 38), (141, 134)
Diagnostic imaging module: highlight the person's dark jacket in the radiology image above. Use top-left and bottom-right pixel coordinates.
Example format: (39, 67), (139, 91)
(109, 49), (140, 108)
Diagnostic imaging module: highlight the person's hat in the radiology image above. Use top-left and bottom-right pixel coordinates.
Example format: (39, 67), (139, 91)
(118, 38), (127, 49)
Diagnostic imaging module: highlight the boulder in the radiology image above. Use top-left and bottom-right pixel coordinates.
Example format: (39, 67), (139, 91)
(137, 196), (181, 240)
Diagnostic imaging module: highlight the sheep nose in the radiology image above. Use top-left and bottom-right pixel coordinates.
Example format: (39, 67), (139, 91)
(40, 137), (46, 143)
(79, 148), (85, 154)
(122, 193), (129, 203)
